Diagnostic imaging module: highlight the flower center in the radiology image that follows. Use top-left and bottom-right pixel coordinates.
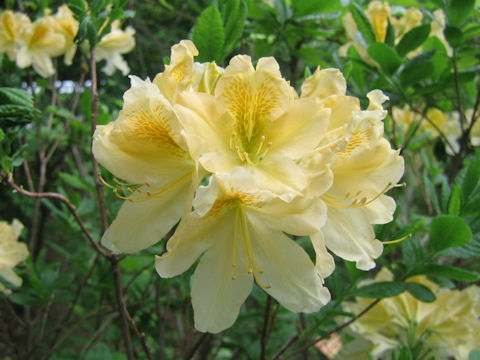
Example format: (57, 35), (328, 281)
(229, 132), (272, 165)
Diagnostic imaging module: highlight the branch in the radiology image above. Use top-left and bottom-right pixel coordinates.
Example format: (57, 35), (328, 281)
(89, 47), (109, 234)
(185, 333), (210, 360)
(261, 295), (273, 360)
(279, 299), (381, 360)
(2, 174), (109, 258)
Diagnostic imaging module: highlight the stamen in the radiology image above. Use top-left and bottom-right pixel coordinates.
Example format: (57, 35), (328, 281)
(382, 233), (412, 244)
(255, 135), (266, 155)
(322, 182), (399, 209)
(100, 172), (191, 202)
(231, 208), (240, 280)
(239, 209), (270, 289)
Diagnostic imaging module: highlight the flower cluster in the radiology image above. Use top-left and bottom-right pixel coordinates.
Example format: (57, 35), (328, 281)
(0, 7), (135, 77)
(392, 105), (480, 151)
(93, 40), (404, 333)
(340, 1), (451, 66)
(0, 219), (29, 295)
(342, 268), (480, 359)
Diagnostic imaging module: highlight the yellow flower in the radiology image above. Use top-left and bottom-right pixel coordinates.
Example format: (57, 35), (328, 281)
(155, 169), (331, 333)
(0, 219), (29, 294)
(152, 40), (223, 104)
(93, 75), (196, 253)
(430, 9), (453, 56)
(0, 10), (30, 61)
(366, 1), (391, 43)
(391, 105), (422, 134)
(340, 2), (450, 65)
(16, 15), (66, 77)
(96, 20), (135, 75)
(344, 268), (480, 359)
(301, 68), (404, 271)
(466, 109), (480, 147)
(54, 5), (79, 65)
(93, 41), (224, 253)
(174, 54), (331, 200)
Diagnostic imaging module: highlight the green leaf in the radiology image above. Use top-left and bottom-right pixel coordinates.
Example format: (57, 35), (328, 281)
(396, 24), (431, 57)
(405, 282), (436, 302)
(427, 215), (472, 254)
(384, 20), (395, 47)
(89, 0), (106, 15)
(367, 43), (401, 74)
(444, 26), (464, 47)
(292, 0), (341, 17)
(0, 87), (33, 107)
(221, 0), (247, 61)
(446, 0), (475, 27)
(399, 51), (435, 86)
(447, 185), (463, 215)
(462, 157), (480, 200)
(59, 172), (94, 191)
(469, 350), (480, 360)
(0, 128), (4, 142)
(418, 264), (480, 281)
(85, 17), (98, 47)
(354, 281), (407, 298)
(349, 2), (376, 45)
(69, 0), (87, 18)
(193, 5), (225, 63)
(9, 293), (42, 306)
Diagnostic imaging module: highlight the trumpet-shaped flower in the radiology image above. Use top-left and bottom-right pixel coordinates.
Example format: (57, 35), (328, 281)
(16, 15), (66, 77)
(0, 219), (29, 294)
(155, 169), (331, 333)
(174, 55), (331, 201)
(93, 75), (196, 253)
(0, 10), (30, 61)
(96, 20), (135, 75)
(301, 68), (404, 271)
(344, 268), (480, 359)
(54, 5), (79, 65)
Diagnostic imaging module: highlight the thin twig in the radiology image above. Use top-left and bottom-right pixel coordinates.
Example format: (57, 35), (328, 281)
(281, 299), (382, 360)
(111, 258), (135, 360)
(2, 174), (109, 257)
(89, 47), (109, 233)
(155, 278), (166, 360)
(185, 333), (210, 360)
(261, 295), (273, 360)
(271, 334), (299, 360)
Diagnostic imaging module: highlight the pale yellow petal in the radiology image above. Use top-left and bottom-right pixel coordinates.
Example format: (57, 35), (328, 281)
(322, 207), (383, 270)
(310, 231), (335, 279)
(301, 68), (347, 99)
(101, 182), (190, 253)
(191, 229), (253, 333)
(268, 98), (330, 159)
(248, 214), (331, 312)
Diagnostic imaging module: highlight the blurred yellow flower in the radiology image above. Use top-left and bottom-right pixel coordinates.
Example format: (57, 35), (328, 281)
(0, 219), (29, 295)
(155, 169), (330, 333)
(96, 20), (135, 75)
(54, 5), (79, 65)
(0, 10), (30, 61)
(340, 2), (450, 66)
(16, 15), (66, 77)
(344, 268), (480, 359)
